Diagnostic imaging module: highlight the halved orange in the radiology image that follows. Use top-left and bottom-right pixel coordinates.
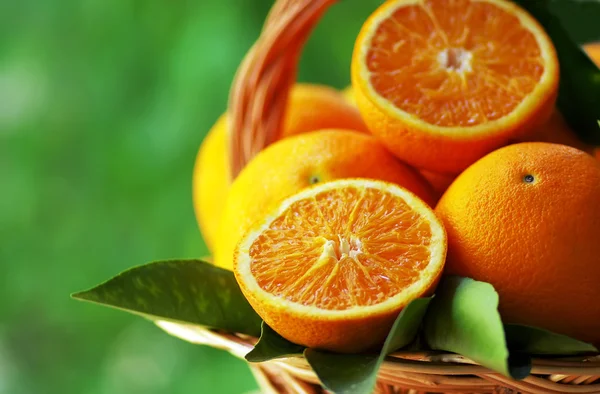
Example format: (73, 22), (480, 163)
(234, 179), (446, 353)
(352, 0), (559, 174)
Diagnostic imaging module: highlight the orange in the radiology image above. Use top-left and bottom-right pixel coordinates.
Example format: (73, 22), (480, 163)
(436, 142), (600, 345)
(282, 84), (368, 135)
(584, 42), (600, 67)
(214, 130), (436, 271)
(420, 170), (457, 200)
(341, 85), (356, 106)
(516, 42), (600, 153)
(193, 84), (368, 251)
(351, 0), (559, 174)
(584, 42), (600, 160)
(517, 109), (594, 154)
(234, 179), (446, 353)
(345, 83), (457, 199)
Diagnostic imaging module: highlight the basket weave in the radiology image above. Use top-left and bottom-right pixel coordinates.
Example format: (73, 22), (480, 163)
(221, 0), (600, 392)
(157, 321), (600, 394)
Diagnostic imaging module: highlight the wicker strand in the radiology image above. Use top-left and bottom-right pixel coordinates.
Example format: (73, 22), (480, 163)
(227, 0), (338, 180)
(156, 321), (600, 394)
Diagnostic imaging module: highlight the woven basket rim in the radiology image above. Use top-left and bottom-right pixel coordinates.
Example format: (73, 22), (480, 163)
(156, 320), (600, 393)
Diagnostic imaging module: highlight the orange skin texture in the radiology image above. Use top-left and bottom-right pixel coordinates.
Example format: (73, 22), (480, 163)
(436, 142), (600, 345)
(193, 84), (368, 251)
(215, 130), (436, 271)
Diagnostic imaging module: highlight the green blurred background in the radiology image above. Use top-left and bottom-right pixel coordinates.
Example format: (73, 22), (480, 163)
(1, 0), (598, 393)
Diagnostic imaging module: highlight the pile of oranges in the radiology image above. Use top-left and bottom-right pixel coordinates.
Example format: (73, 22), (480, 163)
(194, 0), (600, 353)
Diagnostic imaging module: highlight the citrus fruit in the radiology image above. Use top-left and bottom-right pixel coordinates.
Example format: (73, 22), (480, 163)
(282, 84), (368, 135)
(517, 109), (594, 154)
(214, 130), (436, 271)
(351, 0), (559, 174)
(341, 85), (356, 105)
(193, 114), (229, 251)
(234, 178), (446, 353)
(193, 84), (368, 251)
(583, 42), (600, 67)
(516, 42), (599, 153)
(420, 170), (457, 200)
(436, 142), (600, 345)
(584, 42), (600, 160)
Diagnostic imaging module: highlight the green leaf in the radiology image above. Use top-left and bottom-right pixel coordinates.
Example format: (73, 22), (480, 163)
(514, 0), (600, 144)
(245, 322), (305, 362)
(304, 351), (380, 394)
(548, 0), (600, 44)
(305, 297), (432, 394)
(71, 259), (262, 337)
(423, 276), (531, 380)
(505, 324), (598, 356)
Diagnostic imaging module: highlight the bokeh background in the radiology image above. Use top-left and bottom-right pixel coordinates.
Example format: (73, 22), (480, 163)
(1, 0), (598, 393)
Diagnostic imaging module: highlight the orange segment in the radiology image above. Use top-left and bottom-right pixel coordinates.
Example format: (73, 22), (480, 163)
(234, 179), (446, 353)
(352, 0), (559, 173)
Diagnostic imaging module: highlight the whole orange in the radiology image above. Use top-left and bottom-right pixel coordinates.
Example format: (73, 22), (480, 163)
(193, 84), (368, 251)
(215, 130), (436, 271)
(436, 142), (600, 345)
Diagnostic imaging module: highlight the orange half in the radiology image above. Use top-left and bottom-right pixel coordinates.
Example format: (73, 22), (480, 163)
(352, 0), (559, 173)
(234, 179), (446, 353)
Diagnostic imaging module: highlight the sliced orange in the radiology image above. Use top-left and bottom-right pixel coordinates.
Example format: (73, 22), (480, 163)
(234, 179), (446, 353)
(352, 0), (559, 174)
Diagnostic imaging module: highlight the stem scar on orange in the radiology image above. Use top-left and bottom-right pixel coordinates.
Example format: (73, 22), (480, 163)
(234, 179), (446, 353)
(436, 142), (600, 346)
(351, 0), (559, 174)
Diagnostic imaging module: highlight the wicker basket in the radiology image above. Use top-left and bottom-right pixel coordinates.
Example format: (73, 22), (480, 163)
(218, 0), (600, 392)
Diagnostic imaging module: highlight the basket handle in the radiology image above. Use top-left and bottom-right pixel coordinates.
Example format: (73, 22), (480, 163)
(227, 0), (338, 181)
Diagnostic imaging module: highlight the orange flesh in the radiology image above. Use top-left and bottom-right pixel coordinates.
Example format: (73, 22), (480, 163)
(248, 187), (433, 310)
(366, 0), (545, 127)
